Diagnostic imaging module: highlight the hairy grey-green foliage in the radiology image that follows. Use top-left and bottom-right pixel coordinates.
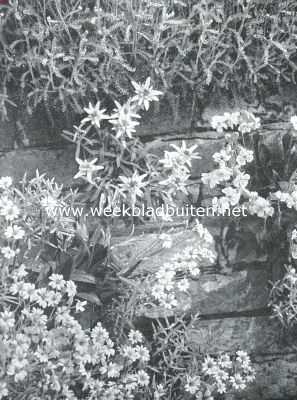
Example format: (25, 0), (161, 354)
(0, 0), (297, 119)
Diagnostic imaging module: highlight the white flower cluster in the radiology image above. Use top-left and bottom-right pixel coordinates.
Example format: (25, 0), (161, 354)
(0, 264), (151, 400)
(201, 144), (252, 190)
(273, 189), (297, 211)
(185, 351), (255, 397)
(246, 191), (274, 219)
(206, 111), (297, 221)
(202, 112), (274, 219)
(211, 110), (260, 134)
(0, 174), (76, 260)
(159, 141), (200, 196)
(0, 178), (25, 263)
(150, 221), (215, 310)
(74, 78), (162, 185)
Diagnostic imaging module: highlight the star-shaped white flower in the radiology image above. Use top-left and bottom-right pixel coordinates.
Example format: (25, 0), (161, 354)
(81, 102), (109, 128)
(109, 101), (140, 139)
(74, 158), (104, 184)
(131, 77), (163, 110)
(169, 141), (201, 167)
(118, 171), (147, 203)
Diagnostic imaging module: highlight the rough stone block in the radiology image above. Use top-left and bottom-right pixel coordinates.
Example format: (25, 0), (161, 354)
(189, 316), (284, 355)
(0, 146), (77, 184)
(190, 268), (271, 316)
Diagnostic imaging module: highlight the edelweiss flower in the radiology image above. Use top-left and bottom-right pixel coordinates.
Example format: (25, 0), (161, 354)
(118, 171), (147, 203)
(159, 151), (176, 169)
(169, 141), (201, 167)
(109, 101), (140, 139)
(81, 101), (109, 128)
(74, 158), (104, 184)
(132, 77), (163, 110)
(159, 167), (190, 194)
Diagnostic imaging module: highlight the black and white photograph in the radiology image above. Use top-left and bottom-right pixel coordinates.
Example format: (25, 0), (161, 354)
(0, 0), (297, 399)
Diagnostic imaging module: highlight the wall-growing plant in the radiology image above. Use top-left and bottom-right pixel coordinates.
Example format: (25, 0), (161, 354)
(0, 80), (262, 400)
(1, 0), (297, 120)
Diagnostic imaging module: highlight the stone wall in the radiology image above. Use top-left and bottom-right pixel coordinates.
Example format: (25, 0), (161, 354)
(2, 102), (297, 400)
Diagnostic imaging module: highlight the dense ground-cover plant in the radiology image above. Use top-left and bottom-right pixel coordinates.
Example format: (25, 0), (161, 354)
(1, 0), (297, 119)
(0, 173), (256, 400)
(97, 283), (255, 400)
(146, 315), (255, 399)
(0, 259), (152, 398)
